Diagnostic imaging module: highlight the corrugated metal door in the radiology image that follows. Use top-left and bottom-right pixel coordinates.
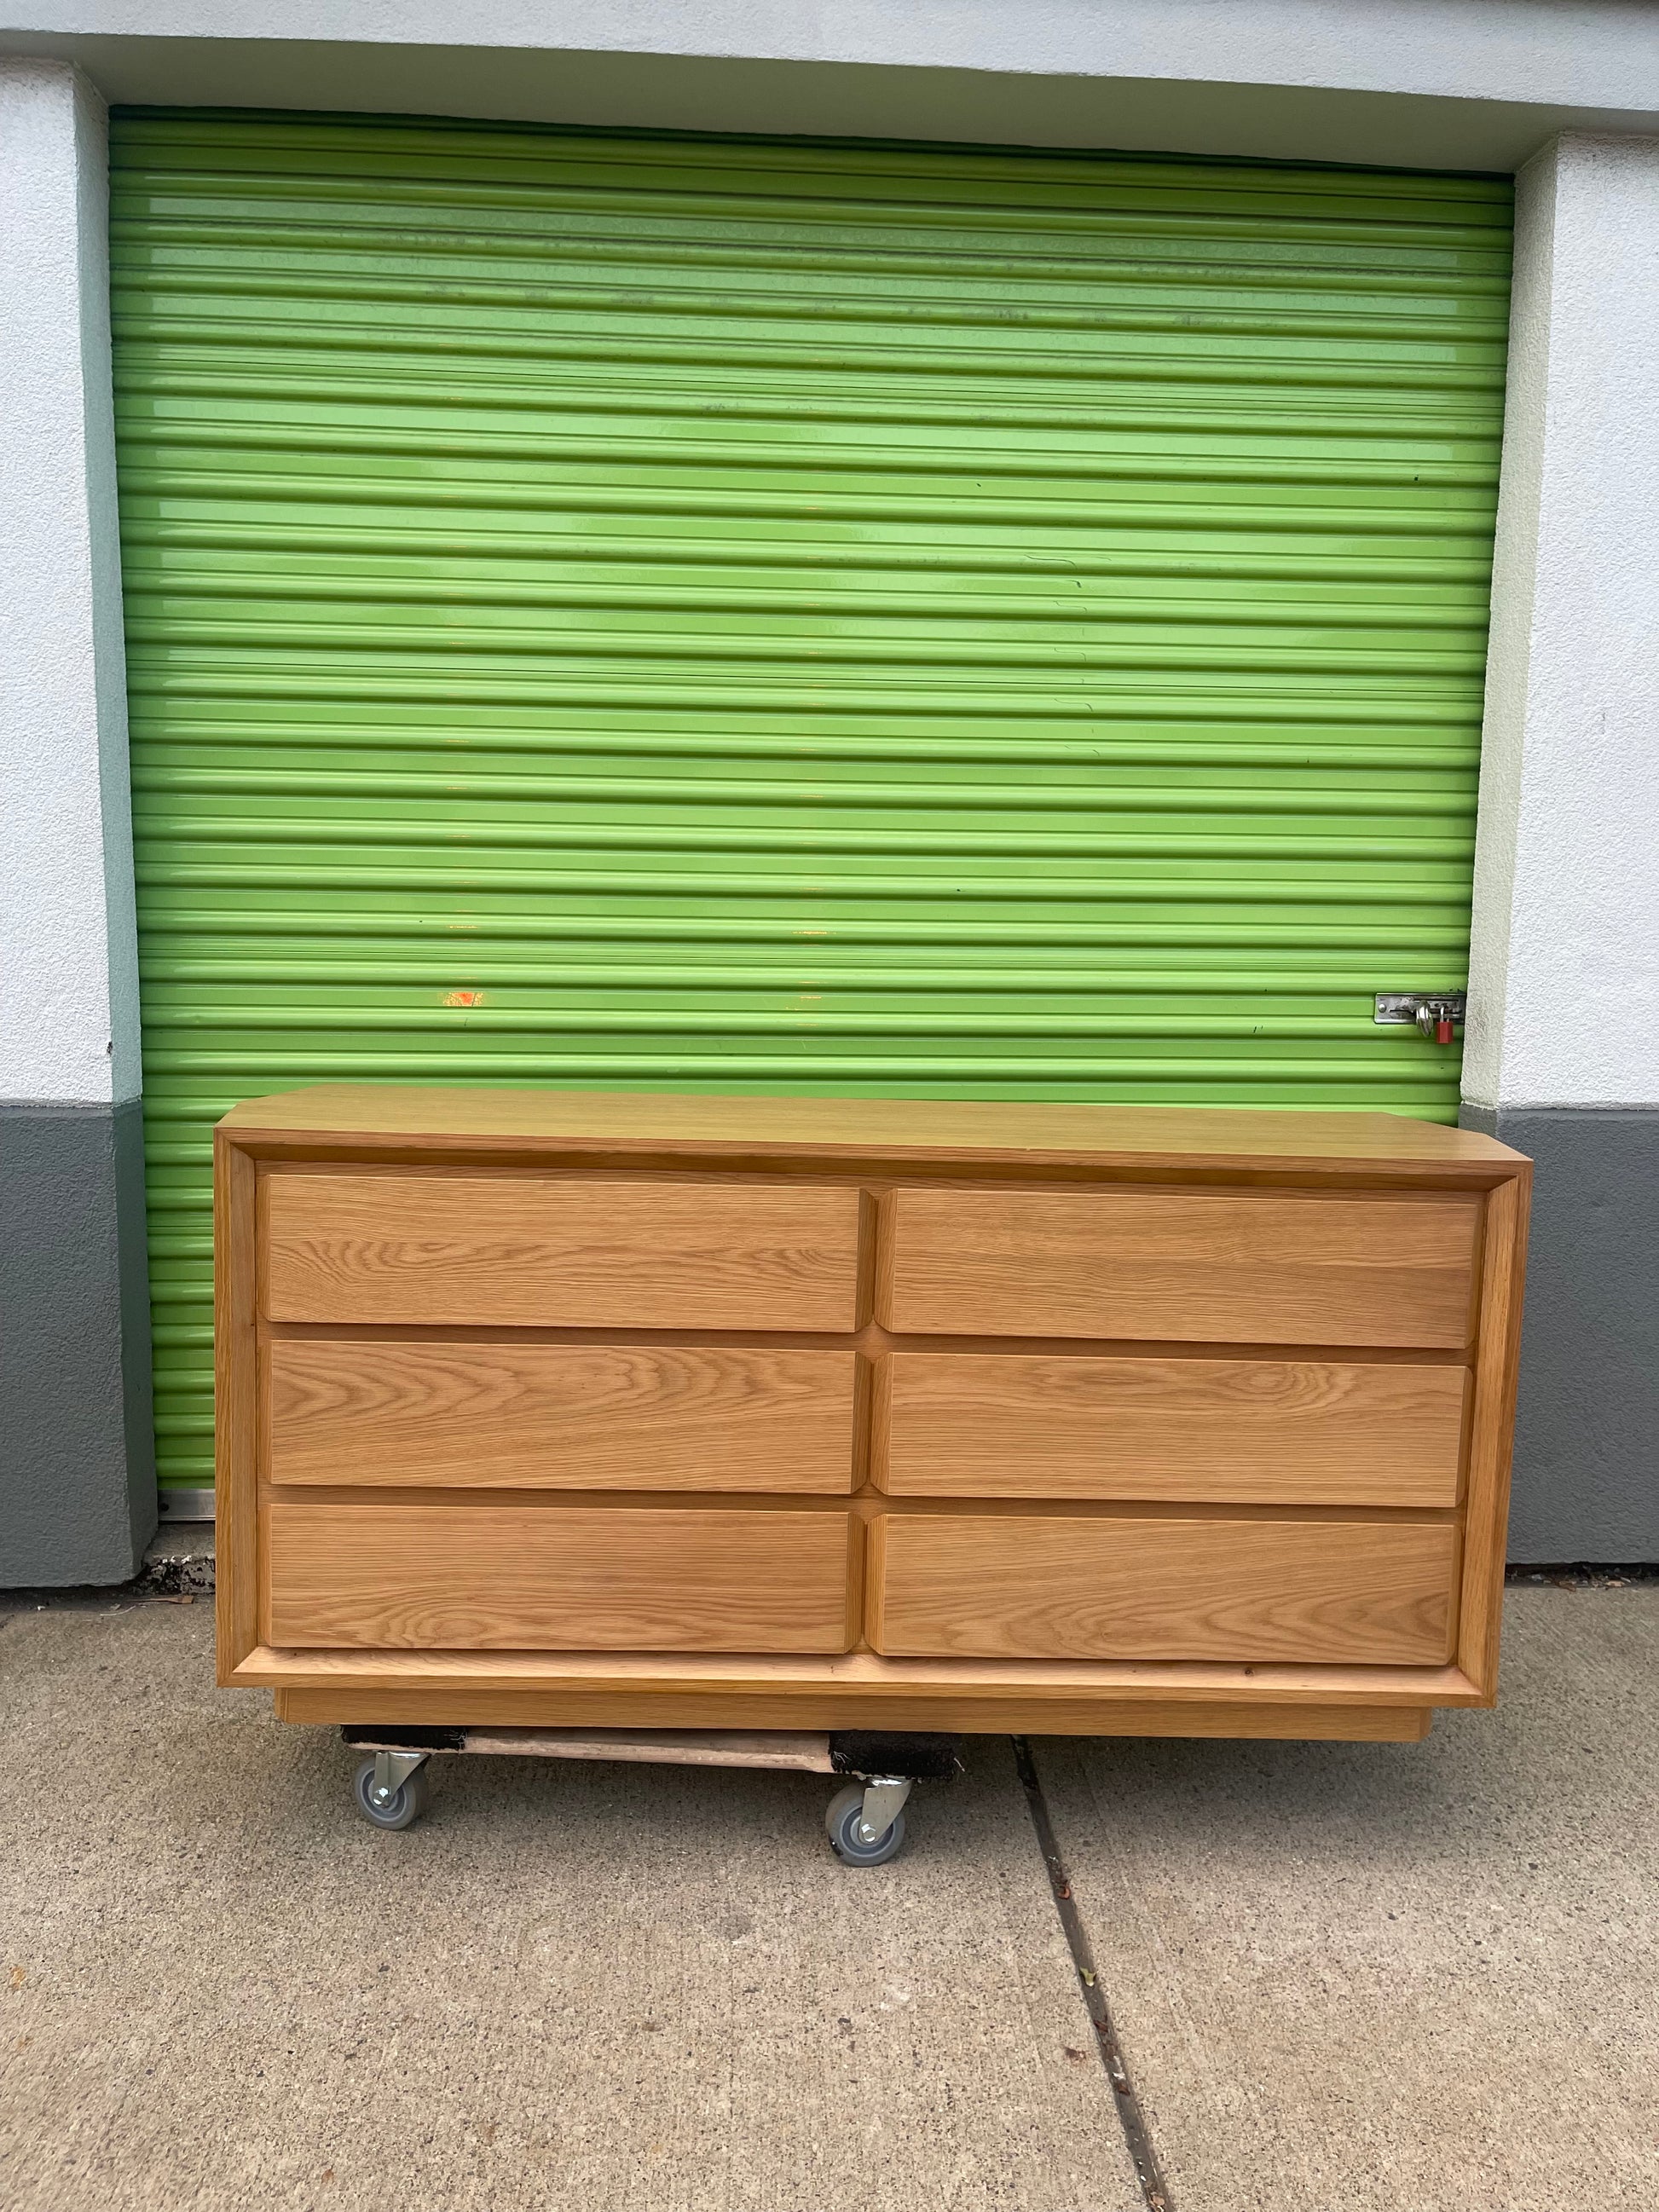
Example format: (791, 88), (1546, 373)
(109, 113), (1512, 1494)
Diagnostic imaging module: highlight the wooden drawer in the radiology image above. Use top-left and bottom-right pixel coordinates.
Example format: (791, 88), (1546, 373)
(882, 1186), (1478, 1347)
(269, 1341), (858, 1492)
(268, 1501), (858, 1651)
(868, 1511), (1456, 1664)
(263, 1172), (862, 1329)
(882, 1354), (1467, 1506)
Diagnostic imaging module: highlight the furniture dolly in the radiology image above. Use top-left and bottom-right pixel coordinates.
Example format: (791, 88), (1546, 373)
(345, 1725), (958, 1863)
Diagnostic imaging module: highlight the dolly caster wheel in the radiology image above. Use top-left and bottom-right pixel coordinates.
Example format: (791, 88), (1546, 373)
(825, 1780), (909, 1866)
(353, 1752), (431, 1830)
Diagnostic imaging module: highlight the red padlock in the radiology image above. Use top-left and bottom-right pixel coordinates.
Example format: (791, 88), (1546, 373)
(1409, 997), (1462, 1045)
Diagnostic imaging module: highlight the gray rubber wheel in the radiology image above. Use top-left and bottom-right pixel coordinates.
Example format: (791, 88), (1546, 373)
(825, 1782), (907, 1866)
(353, 1755), (431, 1831)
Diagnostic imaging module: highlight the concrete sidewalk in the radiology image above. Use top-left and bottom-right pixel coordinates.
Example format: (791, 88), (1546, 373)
(1038, 1586), (1659, 2210)
(2, 1591), (1656, 2211)
(0, 1601), (1138, 2212)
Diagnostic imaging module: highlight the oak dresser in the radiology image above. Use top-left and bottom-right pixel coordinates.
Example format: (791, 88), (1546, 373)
(216, 1087), (1530, 1743)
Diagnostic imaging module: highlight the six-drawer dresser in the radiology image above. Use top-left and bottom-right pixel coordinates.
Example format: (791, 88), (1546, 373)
(216, 1087), (1530, 1743)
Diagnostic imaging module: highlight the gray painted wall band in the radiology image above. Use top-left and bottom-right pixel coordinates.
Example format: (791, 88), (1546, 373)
(0, 1100), (155, 1584)
(1462, 1105), (1659, 1562)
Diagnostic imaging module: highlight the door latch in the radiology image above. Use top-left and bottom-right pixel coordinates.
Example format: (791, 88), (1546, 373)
(1374, 991), (1466, 1046)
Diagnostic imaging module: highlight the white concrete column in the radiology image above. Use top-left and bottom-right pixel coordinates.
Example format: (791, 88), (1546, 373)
(1466, 133), (1659, 1116)
(0, 59), (154, 1582)
(0, 57), (138, 1106)
(1465, 133), (1659, 1560)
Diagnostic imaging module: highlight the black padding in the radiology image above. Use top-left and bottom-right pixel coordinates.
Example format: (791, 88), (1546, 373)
(340, 1724), (466, 1753)
(829, 1730), (962, 1781)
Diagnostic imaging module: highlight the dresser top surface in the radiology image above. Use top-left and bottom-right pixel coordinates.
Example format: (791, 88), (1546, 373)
(220, 1085), (1528, 1175)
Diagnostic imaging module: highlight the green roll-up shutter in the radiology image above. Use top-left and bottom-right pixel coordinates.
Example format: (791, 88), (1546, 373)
(109, 112), (1512, 1492)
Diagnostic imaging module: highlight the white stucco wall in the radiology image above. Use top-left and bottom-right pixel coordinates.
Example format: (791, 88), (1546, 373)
(1, 0), (1656, 105)
(0, 57), (137, 1105)
(1465, 134), (1659, 1112)
(2, 0), (1657, 170)
(3, 20), (1657, 1115)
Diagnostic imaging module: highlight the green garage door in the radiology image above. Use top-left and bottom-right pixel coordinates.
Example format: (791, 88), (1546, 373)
(108, 113), (1512, 1494)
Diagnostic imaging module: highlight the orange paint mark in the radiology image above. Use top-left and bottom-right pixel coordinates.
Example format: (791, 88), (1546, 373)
(442, 990), (483, 1008)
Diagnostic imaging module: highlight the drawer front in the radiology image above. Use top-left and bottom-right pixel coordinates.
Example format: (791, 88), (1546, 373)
(263, 1173), (862, 1329)
(883, 1186), (1478, 1347)
(269, 1342), (858, 1493)
(268, 1501), (857, 1651)
(868, 1512), (1456, 1664)
(882, 1354), (1466, 1506)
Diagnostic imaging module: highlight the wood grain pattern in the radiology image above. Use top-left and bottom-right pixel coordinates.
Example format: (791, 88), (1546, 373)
(883, 1185), (1479, 1347)
(868, 1512), (1456, 1664)
(214, 1135), (260, 1677)
(882, 1353), (1468, 1505)
(268, 1340), (858, 1492)
(268, 1501), (857, 1652)
(224, 1084), (1526, 1179)
(217, 1083), (1529, 1737)
(270, 1684), (1430, 1740)
(1456, 1175), (1532, 1698)
(263, 1173), (861, 1329)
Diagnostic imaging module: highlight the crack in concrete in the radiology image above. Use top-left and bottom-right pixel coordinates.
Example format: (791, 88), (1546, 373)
(1014, 1735), (1174, 2212)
